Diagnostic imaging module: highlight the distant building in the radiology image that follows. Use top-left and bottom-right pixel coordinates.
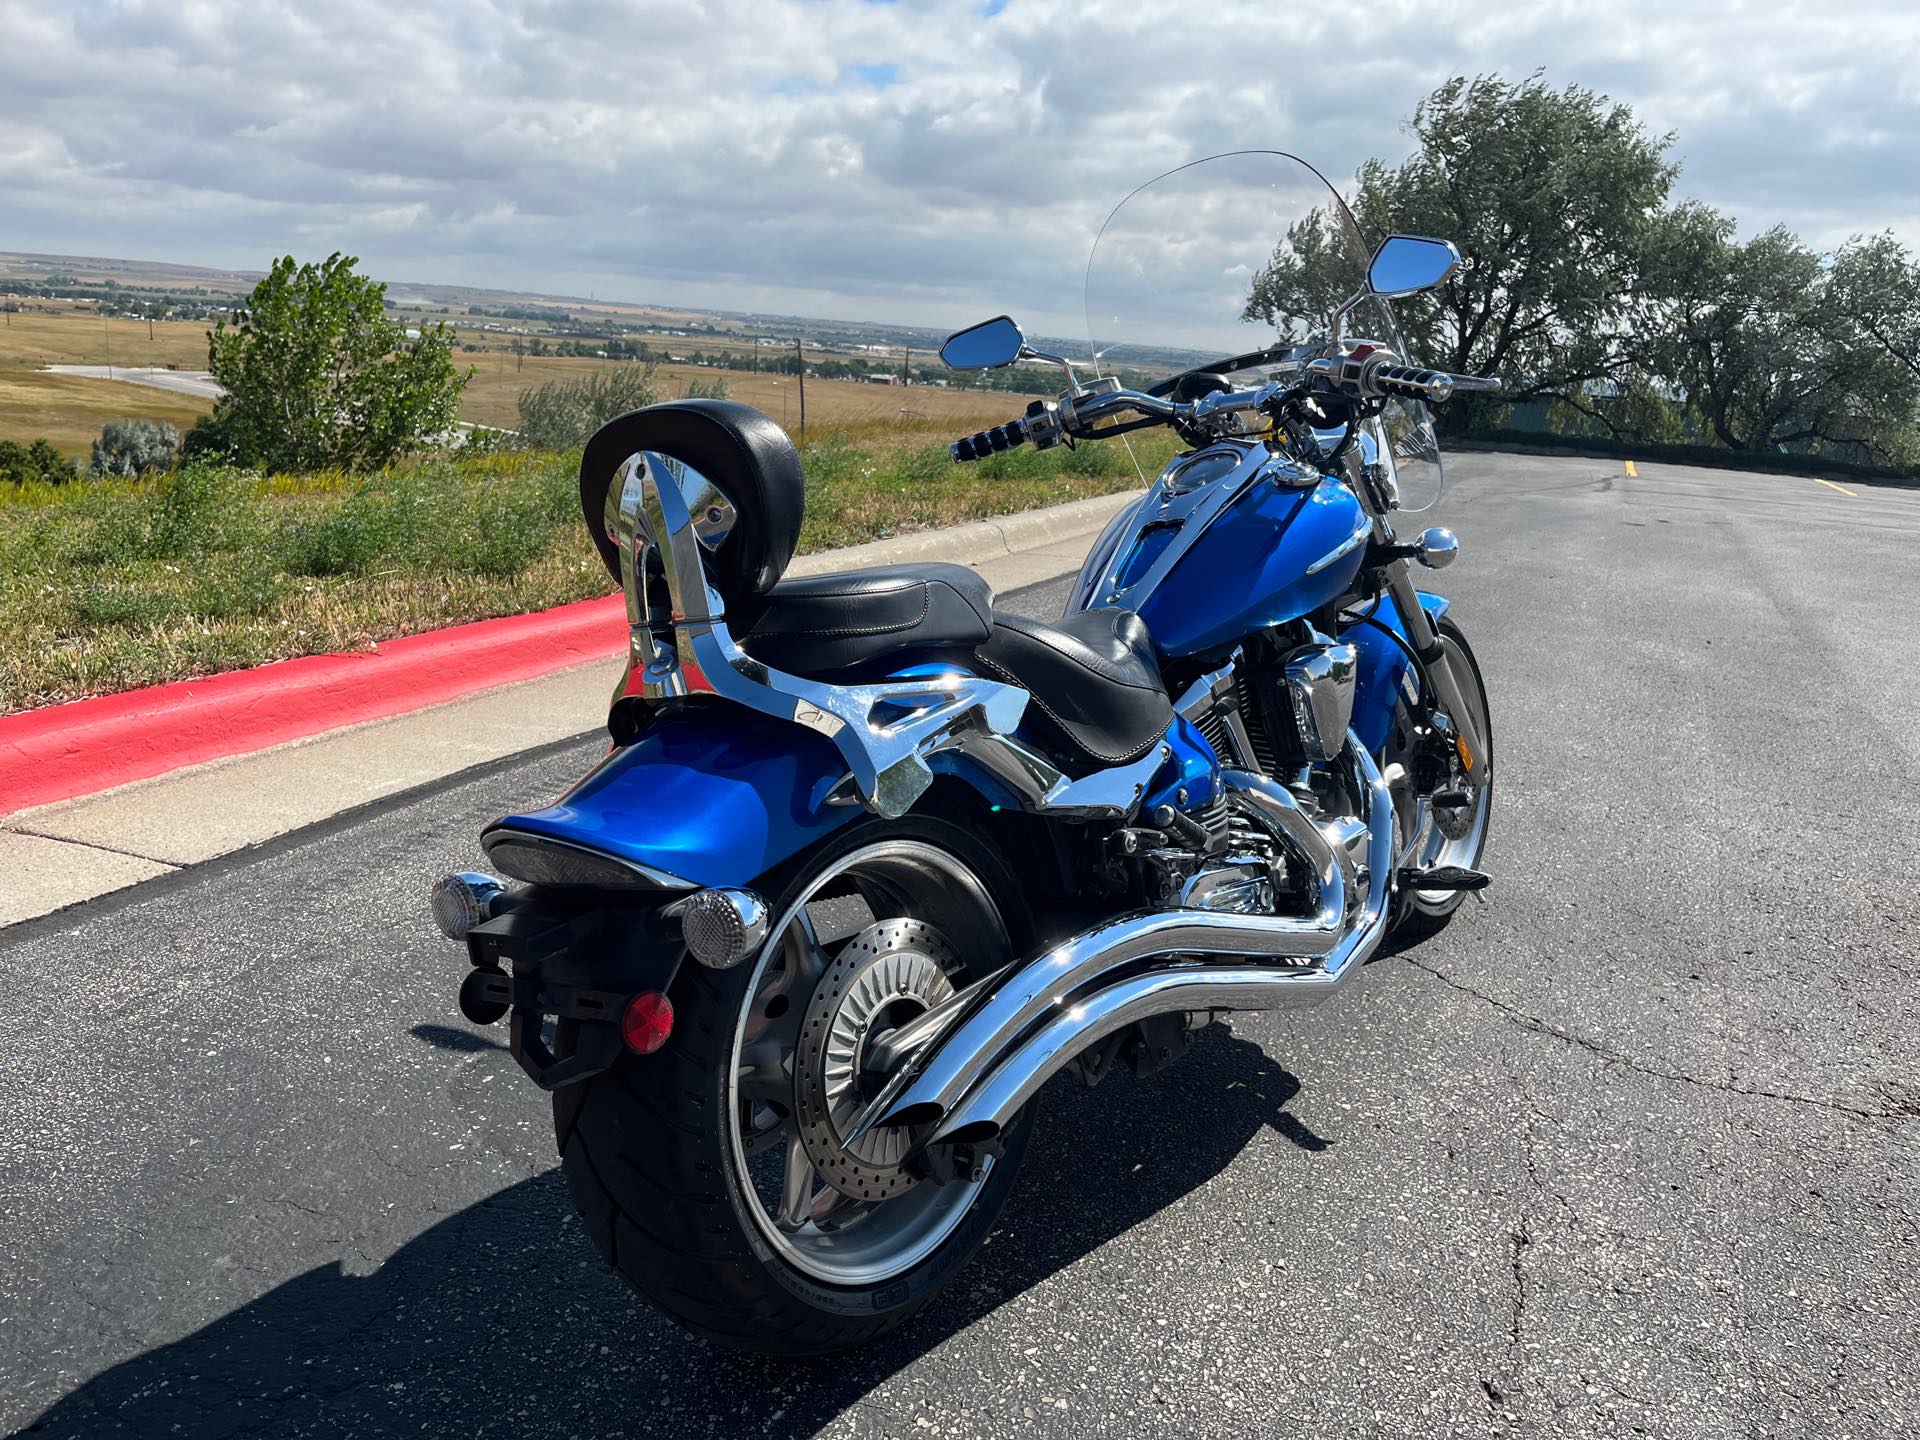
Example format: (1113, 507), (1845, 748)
(864, 373), (901, 385)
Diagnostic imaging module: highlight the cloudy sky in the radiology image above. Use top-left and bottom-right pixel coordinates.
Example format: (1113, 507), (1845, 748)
(4, 0), (1917, 341)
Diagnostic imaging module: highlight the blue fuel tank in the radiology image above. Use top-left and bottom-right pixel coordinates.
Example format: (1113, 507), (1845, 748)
(1140, 474), (1368, 656)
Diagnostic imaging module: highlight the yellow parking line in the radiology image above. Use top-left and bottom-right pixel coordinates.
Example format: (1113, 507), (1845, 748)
(1812, 477), (1855, 497)
(1624, 460), (1637, 477)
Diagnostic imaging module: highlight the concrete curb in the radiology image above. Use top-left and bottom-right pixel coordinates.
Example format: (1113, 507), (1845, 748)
(0, 488), (1140, 819)
(0, 595), (627, 815)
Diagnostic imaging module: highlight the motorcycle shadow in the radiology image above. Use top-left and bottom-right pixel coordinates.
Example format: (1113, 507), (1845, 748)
(23, 1028), (1323, 1439)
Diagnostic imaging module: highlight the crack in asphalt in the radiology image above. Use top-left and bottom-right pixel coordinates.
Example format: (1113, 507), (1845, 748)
(1506, 1210), (1532, 1355)
(1398, 955), (1908, 1124)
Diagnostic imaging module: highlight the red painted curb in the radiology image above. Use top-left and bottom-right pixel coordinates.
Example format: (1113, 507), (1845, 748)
(1, 593), (627, 814)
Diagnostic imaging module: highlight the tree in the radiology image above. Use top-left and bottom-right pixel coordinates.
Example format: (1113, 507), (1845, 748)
(206, 253), (470, 472)
(1247, 73), (1681, 431)
(1648, 218), (1915, 462)
(0, 438), (79, 485)
(1827, 234), (1920, 389)
(90, 418), (182, 476)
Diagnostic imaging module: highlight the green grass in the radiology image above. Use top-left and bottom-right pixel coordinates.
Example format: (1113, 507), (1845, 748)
(0, 430), (1161, 713)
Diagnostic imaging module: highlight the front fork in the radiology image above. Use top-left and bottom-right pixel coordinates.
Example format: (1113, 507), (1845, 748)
(1378, 558), (1487, 786)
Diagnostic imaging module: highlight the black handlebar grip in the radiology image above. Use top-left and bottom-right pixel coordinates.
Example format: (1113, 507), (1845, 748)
(1369, 363), (1454, 403)
(951, 416), (1028, 463)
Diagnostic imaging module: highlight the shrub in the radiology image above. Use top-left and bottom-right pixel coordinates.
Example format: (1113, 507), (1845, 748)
(91, 419), (182, 477)
(684, 375), (731, 401)
(278, 495), (390, 577)
(181, 409), (242, 461)
(150, 463), (251, 559)
(0, 438), (79, 486)
(459, 425), (515, 455)
(515, 363), (660, 450)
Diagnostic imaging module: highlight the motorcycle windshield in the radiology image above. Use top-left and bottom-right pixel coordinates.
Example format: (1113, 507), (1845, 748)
(1084, 150), (1443, 510)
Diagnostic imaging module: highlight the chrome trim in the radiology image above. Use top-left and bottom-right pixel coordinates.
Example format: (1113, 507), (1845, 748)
(846, 745), (1390, 1144)
(917, 741), (1395, 1144)
(1303, 515), (1370, 575)
(932, 729), (1171, 819)
(480, 827), (697, 891)
(1173, 652), (1239, 724)
(1281, 640), (1358, 762)
(1173, 651), (1257, 769)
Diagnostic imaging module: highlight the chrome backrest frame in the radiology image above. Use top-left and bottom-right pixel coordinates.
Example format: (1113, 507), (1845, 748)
(606, 449), (1169, 821)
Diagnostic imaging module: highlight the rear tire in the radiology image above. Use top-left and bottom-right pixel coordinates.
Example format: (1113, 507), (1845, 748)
(554, 814), (1032, 1355)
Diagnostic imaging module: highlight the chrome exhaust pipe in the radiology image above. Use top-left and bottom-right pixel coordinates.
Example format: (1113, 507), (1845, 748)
(847, 738), (1395, 1147)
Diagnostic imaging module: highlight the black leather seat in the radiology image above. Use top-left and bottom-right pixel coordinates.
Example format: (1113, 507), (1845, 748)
(738, 563), (993, 674)
(976, 608), (1173, 764)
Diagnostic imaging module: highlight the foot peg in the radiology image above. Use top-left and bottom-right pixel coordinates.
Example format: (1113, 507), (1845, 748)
(1398, 865), (1490, 892)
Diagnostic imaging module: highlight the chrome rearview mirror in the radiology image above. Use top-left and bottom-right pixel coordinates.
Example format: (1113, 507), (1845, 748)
(1366, 235), (1461, 298)
(940, 315), (1026, 371)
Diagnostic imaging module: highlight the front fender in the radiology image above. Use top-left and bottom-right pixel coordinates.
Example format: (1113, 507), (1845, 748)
(1348, 590), (1450, 756)
(487, 703), (860, 889)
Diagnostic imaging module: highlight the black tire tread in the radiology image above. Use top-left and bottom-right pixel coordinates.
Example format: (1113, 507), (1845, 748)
(555, 812), (1031, 1357)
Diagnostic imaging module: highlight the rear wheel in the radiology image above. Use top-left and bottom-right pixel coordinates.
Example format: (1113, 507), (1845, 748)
(555, 815), (1031, 1355)
(1389, 616), (1492, 936)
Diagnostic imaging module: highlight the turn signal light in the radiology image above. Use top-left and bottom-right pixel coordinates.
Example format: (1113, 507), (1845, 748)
(621, 990), (675, 1055)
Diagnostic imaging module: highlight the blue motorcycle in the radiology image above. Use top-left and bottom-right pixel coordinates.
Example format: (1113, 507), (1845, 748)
(435, 152), (1496, 1354)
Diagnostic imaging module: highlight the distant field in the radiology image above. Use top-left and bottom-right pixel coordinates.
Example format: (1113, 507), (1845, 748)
(0, 370), (211, 456)
(1, 304), (1041, 456)
(459, 352), (1040, 435)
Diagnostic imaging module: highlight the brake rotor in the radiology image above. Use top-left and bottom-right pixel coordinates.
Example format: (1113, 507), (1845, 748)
(794, 918), (957, 1202)
(1434, 783), (1478, 840)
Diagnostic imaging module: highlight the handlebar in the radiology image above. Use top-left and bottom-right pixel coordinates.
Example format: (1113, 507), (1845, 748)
(948, 348), (1499, 462)
(1308, 353), (1501, 405)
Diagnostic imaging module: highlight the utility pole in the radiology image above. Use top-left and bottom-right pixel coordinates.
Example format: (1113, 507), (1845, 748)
(902, 344), (910, 387)
(104, 310), (112, 380)
(794, 338), (806, 443)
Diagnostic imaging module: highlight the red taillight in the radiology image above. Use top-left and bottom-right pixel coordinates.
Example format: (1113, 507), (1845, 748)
(621, 990), (675, 1055)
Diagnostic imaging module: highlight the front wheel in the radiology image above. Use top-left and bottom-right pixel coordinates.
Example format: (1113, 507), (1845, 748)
(554, 816), (1032, 1355)
(1389, 615), (1493, 937)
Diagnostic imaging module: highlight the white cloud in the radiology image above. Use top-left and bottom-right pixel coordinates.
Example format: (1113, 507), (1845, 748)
(2, 0), (1916, 342)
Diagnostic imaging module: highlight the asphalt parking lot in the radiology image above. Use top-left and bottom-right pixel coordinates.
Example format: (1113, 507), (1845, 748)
(3, 453), (1916, 1438)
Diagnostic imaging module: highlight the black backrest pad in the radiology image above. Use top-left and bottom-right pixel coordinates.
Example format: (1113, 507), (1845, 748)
(579, 400), (805, 615)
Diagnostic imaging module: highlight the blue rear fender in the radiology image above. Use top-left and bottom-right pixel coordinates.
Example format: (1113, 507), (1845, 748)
(1347, 591), (1450, 756)
(490, 704), (859, 890)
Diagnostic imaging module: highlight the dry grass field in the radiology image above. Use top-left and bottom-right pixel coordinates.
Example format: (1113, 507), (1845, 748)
(459, 352), (1038, 435)
(0, 306), (216, 452)
(0, 370), (211, 456)
(1, 304), (1040, 456)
